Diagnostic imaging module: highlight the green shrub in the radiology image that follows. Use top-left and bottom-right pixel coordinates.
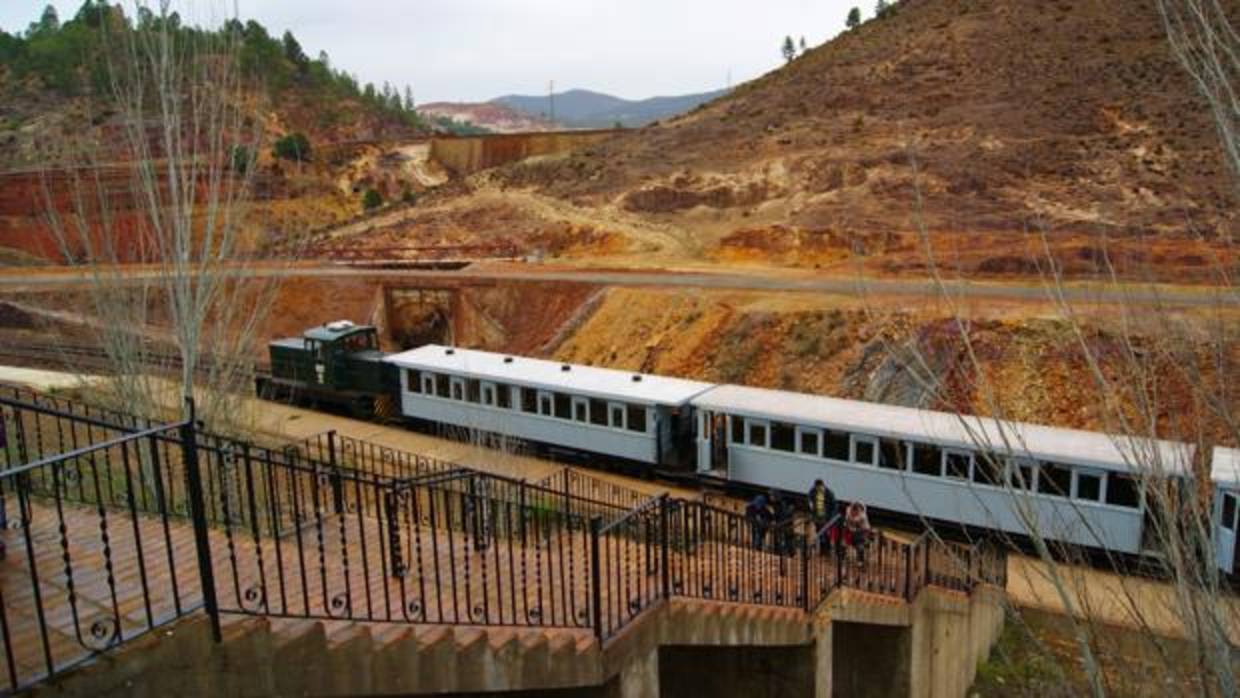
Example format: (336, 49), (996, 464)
(272, 132), (311, 162)
(362, 188), (383, 210)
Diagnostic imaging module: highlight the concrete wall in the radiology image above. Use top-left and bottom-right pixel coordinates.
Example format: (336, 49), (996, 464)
(430, 130), (618, 176)
(908, 587), (1006, 698)
(38, 588), (1004, 698)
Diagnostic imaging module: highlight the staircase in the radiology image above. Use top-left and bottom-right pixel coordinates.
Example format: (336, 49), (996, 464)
(0, 386), (1008, 697)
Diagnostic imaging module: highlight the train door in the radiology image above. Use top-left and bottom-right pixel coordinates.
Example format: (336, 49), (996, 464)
(695, 410), (729, 475)
(1215, 488), (1239, 574)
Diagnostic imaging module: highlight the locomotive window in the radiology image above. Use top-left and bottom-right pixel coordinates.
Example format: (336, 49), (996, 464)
(466, 379), (481, 403)
(852, 436), (877, 466)
(1224, 495), (1236, 531)
(435, 373), (450, 399)
(406, 369), (421, 394)
(1075, 471), (1102, 502)
(799, 429), (820, 457)
(1039, 464), (1072, 497)
(879, 439), (906, 470)
(573, 399), (588, 423)
(626, 404), (647, 433)
(770, 422), (795, 452)
(730, 416), (744, 444)
(496, 384), (512, 409)
(589, 399), (608, 426)
(554, 393), (572, 419)
(944, 451), (972, 480)
(748, 421), (768, 448)
(610, 403), (625, 429)
(824, 430), (850, 461)
(520, 388), (538, 413)
(971, 456), (1002, 486)
(1105, 474), (1140, 508)
(911, 443), (940, 476)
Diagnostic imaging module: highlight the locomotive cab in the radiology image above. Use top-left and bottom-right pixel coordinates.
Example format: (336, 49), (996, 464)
(257, 320), (399, 419)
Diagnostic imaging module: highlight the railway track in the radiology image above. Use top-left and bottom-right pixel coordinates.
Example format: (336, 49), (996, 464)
(0, 340), (267, 380)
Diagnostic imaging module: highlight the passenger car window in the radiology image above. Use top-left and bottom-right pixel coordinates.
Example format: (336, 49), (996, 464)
(1039, 464), (1072, 497)
(770, 422), (795, 452)
(730, 416), (744, 444)
(971, 456), (1002, 485)
(748, 421), (768, 448)
(406, 369), (421, 394)
(435, 374), (450, 399)
(824, 430), (849, 461)
(1105, 474), (1140, 508)
(554, 393), (572, 419)
(1075, 471), (1102, 501)
(879, 440), (905, 470)
(799, 429), (820, 456)
(852, 436), (876, 466)
(1009, 461), (1036, 490)
(496, 384), (512, 409)
(944, 451), (971, 480)
(589, 399), (608, 426)
(911, 443), (940, 476)
(626, 404), (647, 433)
(1224, 495), (1237, 531)
(610, 404), (625, 429)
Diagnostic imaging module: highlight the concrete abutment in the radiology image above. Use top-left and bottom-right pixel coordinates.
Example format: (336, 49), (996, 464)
(40, 588), (1004, 698)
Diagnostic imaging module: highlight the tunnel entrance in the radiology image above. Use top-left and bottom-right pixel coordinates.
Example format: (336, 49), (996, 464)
(658, 644), (814, 698)
(832, 621), (911, 697)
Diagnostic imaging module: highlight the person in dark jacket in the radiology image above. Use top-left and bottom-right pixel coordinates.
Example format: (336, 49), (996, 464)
(808, 479), (837, 555)
(745, 494), (771, 551)
(771, 492), (796, 556)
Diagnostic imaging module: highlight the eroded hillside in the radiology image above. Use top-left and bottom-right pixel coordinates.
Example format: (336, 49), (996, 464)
(331, 0), (1237, 281)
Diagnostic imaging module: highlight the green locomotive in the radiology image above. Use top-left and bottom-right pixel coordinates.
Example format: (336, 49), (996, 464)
(256, 320), (400, 419)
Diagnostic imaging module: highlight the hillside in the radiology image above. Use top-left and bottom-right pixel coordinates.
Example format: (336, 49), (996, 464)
(494, 88), (729, 128)
(0, 3), (439, 262)
(420, 0), (1236, 281)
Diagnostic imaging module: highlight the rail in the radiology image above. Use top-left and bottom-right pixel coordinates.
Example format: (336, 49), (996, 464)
(0, 389), (1007, 694)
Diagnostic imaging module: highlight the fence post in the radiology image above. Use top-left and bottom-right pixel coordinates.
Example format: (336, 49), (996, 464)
(800, 532), (810, 612)
(181, 399), (222, 643)
(904, 545), (913, 601)
(561, 468), (571, 518)
(326, 430), (343, 515)
(519, 479), (528, 546)
(590, 516), (603, 640)
(659, 495), (670, 600)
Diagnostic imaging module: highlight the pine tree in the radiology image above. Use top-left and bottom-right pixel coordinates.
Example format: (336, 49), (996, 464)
(781, 35), (796, 63)
(404, 85), (415, 111)
(846, 7), (862, 29)
(876, 0), (892, 19)
(799, 36), (807, 54)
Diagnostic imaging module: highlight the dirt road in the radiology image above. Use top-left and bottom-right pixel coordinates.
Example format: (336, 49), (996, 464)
(1, 262), (1236, 308)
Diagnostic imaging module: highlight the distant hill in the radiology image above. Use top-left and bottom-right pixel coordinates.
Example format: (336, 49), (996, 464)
(492, 88), (728, 129)
(418, 102), (552, 134)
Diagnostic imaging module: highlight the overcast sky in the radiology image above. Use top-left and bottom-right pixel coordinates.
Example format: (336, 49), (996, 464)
(1, 1), (860, 103)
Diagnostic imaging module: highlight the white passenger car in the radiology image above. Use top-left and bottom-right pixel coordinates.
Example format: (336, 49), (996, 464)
(385, 345), (714, 468)
(691, 384), (1195, 554)
(1212, 447), (1240, 574)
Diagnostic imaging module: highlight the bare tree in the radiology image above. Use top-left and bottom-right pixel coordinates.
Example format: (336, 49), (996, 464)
(857, 2), (1240, 691)
(39, 1), (293, 432)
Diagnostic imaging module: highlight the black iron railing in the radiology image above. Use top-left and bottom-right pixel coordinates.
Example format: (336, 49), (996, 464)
(0, 393), (210, 694)
(0, 387), (1008, 694)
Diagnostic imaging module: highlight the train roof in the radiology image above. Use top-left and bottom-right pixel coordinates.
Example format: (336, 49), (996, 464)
(1211, 447), (1240, 486)
(384, 345), (716, 406)
(303, 320), (376, 343)
(692, 384), (1194, 475)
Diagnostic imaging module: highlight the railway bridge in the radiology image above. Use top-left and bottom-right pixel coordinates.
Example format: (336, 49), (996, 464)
(0, 386), (1006, 697)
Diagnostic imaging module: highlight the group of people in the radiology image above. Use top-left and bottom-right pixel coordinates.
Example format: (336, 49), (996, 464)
(744, 479), (872, 561)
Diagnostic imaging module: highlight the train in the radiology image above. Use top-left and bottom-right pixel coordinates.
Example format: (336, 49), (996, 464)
(257, 320), (1240, 575)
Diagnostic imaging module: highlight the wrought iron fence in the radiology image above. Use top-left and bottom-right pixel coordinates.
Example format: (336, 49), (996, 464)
(0, 387), (1009, 694)
(0, 394), (208, 695)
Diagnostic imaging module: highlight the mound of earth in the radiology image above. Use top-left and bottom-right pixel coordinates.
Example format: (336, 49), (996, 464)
(472, 0), (1238, 279)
